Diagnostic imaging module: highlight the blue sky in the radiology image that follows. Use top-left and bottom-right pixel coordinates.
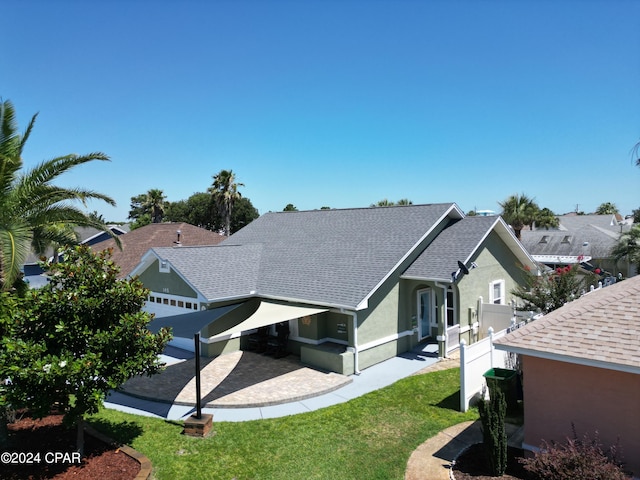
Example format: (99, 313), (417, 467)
(4, 0), (639, 222)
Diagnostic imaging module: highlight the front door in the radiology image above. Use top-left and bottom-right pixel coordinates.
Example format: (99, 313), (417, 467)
(418, 288), (436, 339)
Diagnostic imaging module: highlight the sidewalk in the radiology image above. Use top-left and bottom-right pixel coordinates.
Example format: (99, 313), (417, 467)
(405, 421), (524, 480)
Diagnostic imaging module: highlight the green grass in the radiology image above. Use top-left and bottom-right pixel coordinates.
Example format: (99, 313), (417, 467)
(88, 368), (478, 480)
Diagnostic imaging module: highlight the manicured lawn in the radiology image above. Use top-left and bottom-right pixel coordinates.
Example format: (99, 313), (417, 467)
(89, 368), (478, 480)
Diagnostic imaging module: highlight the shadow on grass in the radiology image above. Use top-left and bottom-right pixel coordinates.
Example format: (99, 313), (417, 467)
(433, 390), (461, 411)
(88, 418), (144, 445)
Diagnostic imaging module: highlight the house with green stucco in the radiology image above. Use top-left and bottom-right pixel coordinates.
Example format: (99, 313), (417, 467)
(130, 203), (536, 375)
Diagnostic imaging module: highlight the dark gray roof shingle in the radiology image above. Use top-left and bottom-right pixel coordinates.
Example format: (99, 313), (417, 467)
(223, 204), (457, 307)
(403, 216), (499, 281)
(153, 203), (459, 308)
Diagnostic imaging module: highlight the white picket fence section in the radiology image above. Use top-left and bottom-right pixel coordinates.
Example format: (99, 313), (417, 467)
(459, 327), (509, 412)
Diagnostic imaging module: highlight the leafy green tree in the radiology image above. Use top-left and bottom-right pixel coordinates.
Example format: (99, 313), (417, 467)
(0, 291), (22, 445)
(209, 169), (244, 236)
(0, 100), (117, 290)
(595, 202), (619, 215)
(512, 264), (597, 314)
(128, 189), (167, 224)
(535, 207), (560, 230)
(611, 224), (640, 273)
(88, 210), (105, 223)
(283, 203), (298, 211)
(498, 193), (537, 240)
(129, 213), (152, 231)
(165, 192), (258, 233)
(632, 208), (640, 224)
(370, 199), (413, 207)
(1, 246), (171, 454)
(230, 196), (259, 234)
(128, 193), (148, 221)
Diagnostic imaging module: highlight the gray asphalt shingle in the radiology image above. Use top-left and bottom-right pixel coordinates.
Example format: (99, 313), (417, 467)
(403, 216), (499, 281)
(155, 203), (459, 308)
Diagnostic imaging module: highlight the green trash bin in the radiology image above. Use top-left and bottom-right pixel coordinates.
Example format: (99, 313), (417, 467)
(483, 368), (518, 413)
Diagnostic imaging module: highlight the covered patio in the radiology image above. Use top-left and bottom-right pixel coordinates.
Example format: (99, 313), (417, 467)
(120, 347), (352, 408)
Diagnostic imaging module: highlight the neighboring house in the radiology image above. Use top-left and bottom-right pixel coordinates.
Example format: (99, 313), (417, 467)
(90, 222), (225, 284)
(520, 214), (635, 277)
(494, 275), (640, 477)
(131, 203), (537, 374)
(22, 224), (129, 287)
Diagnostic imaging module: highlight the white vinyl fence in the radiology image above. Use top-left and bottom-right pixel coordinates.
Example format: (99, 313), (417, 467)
(460, 281), (614, 411)
(459, 327), (509, 412)
(459, 314), (540, 412)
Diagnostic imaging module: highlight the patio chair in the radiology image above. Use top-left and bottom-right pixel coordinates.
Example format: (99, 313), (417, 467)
(265, 322), (290, 358)
(247, 325), (270, 353)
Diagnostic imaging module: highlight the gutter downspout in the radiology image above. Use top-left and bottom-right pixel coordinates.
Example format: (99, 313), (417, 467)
(435, 282), (449, 358)
(343, 309), (360, 375)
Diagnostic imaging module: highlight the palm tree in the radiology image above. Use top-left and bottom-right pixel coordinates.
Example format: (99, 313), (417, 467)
(595, 202), (618, 215)
(0, 100), (118, 290)
(144, 188), (166, 223)
(208, 169), (243, 236)
(32, 222), (80, 264)
(611, 224), (640, 273)
(498, 193), (537, 240)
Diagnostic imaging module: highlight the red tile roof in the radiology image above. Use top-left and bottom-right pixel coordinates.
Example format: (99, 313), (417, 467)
(91, 222), (225, 278)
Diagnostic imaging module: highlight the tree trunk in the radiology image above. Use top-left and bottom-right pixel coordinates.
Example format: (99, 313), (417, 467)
(76, 416), (85, 457)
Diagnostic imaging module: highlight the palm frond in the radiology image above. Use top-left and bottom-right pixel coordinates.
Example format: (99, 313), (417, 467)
(0, 221), (32, 290)
(22, 153), (110, 187)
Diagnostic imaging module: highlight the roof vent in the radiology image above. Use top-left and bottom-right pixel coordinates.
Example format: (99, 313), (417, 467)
(561, 235), (572, 244)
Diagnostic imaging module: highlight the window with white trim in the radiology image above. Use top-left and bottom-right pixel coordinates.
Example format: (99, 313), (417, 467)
(489, 280), (505, 305)
(446, 286), (456, 327)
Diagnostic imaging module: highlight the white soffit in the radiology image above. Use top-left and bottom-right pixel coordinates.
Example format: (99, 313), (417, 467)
(533, 255), (592, 264)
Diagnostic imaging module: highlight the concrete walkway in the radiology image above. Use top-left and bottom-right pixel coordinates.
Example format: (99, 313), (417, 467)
(405, 421), (524, 480)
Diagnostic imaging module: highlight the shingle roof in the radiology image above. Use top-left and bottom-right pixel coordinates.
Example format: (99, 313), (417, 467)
(92, 222), (225, 277)
(147, 204), (460, 308)
(151, 244), (262, 300)
(402, 216), (501, 281)
(223, 204), (458, 308)
(521, 214), (630, 260)
(494, 274), (640, 373)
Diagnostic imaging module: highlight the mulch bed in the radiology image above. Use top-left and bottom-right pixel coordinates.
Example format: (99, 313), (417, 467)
(453, 443), (535, 480)
(2, 411), (140, 480)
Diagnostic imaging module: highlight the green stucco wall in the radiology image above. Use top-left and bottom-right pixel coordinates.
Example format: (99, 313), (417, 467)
(456, 230), (526, 315)
(138, 259), (198, 298)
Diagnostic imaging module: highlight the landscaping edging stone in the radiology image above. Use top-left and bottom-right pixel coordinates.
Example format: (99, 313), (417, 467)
(85, 424), (152, 480)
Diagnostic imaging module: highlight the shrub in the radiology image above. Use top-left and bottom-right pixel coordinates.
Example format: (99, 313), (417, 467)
(521, 425), (631, 480)
(478, 388), (507, 476)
